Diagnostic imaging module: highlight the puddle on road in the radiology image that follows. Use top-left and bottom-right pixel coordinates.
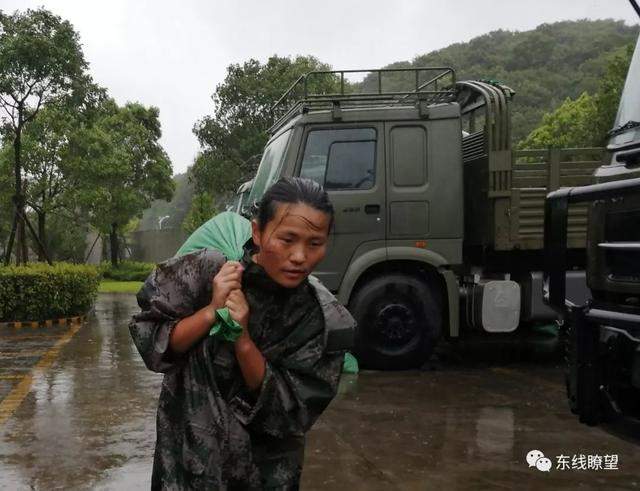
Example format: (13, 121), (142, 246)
(0, 293), (161, 490)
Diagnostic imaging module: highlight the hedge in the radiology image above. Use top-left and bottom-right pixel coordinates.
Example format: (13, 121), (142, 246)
(0, 263), (100, 322)
(99, 260), (156, 282)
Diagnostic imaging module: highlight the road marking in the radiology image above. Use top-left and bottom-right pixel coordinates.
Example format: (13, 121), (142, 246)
(0, 334), (65, 341)
(0, 323), (82, 426)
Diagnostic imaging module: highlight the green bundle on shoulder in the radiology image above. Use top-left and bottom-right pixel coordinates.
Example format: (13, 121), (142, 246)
(176, 211), (251, 341)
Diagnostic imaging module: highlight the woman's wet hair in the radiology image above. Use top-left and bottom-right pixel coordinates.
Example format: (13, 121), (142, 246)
(252, 177), (334, 231)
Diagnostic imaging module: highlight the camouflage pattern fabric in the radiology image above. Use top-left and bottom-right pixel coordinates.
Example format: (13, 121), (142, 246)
(129, 246), (355, 490)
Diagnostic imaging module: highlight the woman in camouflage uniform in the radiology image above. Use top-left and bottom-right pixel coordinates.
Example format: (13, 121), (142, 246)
(130, 178), (355, 490)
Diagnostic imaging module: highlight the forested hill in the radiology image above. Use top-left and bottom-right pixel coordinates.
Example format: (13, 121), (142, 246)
(380, 19), (638, 144)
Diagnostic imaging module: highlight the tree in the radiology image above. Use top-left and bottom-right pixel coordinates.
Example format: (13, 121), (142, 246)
(69, 100), (174, 266)
(519, 43), (634, 149)
(0, 8), (90, 264)
(518, 92), (599, 149)
(1, 82), (106, 262)
(18, 103), (81, 260)
(182, 192), (217, 235)
(387, 19), (638, 145)
(191, 55), (337, 194)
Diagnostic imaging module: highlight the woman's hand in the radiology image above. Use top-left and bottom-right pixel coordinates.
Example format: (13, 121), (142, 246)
(211, 261), (243, 311)
(225, 289), (250, 331)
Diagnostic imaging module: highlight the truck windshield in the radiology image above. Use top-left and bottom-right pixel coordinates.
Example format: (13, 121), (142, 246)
(247, 129), (291, 205)
(609, 36), (640, 142)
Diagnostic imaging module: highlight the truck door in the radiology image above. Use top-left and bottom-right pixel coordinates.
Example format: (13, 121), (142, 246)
(385, 120), (463, 255)
(296, 124), (386, 291)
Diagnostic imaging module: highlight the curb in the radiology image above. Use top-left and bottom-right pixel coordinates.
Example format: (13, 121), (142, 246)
(0, 315), (86, 329)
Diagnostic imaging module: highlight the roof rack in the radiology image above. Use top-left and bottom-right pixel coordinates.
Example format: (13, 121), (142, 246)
(269, 67), (456, 132)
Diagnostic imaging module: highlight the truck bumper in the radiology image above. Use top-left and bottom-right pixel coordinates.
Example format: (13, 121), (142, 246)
(587, 308), (640, 391)
(570, 305), (640, 425)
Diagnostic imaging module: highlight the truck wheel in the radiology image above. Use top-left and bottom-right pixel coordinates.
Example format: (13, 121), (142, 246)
(348, 273), (442, 370)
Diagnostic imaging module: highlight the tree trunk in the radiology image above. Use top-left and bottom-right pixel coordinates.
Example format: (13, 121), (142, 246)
(12, 126), (27, 265)
(110, 223), (119, 267)
(17, 219), (27, 264)
(37, 210), (46, 262)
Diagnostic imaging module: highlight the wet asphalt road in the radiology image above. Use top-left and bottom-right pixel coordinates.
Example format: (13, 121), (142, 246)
(0, 293), (639, 490)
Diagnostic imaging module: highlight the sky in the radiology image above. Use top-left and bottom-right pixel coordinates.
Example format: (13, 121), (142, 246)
(3, 0), (639, 175)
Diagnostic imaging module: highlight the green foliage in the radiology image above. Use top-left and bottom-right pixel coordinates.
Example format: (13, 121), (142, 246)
(67, 99), (174, 266)
(520, 43), (634, 149)
(182, 192), (217, 235)
(0, 8), (88, 119)
(191, 55), (338, 194)
(0, 262), (100, 321)
(519, 93), (598, 148)
(0, 7), (94, 263)
(371, 19), (638, 144)
(20, 90), (104, 210)
(20, 104), (76, 211)
(69, 100), (174, 232)
(99, 260), (155, 282)
(42, 210), (90, 262)
(14, 99), (99, 260)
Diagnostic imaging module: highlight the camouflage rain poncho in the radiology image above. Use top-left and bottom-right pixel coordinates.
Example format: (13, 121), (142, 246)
(129, 245), (355, 490)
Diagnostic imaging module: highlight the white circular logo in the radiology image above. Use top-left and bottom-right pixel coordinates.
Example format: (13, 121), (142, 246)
(536, 457), (552, 472)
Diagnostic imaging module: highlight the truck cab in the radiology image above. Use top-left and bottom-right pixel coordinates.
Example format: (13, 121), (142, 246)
(246, 68), (464, 368)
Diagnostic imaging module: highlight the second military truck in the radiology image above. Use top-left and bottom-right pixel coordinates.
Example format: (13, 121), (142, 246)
(243, 68), (599, 369)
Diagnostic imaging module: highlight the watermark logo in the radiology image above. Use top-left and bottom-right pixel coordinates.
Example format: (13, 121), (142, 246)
(527, 450), (619, 472)
(527, 449), (552, 472)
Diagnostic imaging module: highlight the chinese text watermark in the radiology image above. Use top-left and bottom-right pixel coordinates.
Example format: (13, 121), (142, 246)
(526, 450), (619, 472)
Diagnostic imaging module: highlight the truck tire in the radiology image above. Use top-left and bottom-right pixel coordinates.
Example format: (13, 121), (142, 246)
(348, 273), (442, 370)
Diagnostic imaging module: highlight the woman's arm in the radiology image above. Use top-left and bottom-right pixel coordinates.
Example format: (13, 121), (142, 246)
(129, 249), (225, 373)
(167, 304), (217, 354)
(168, 261), (244, 354)
(234, 337), (266, 391)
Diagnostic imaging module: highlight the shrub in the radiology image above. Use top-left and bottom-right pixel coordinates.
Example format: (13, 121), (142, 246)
(99, 260), (156, 282)
(0, 262), (100, 322)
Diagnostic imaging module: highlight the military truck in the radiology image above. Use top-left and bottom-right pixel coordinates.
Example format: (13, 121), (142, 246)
(545, 7), (640, 425)
(244, 67), (601, 369)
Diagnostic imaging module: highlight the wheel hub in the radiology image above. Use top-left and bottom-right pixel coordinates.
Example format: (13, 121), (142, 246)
(374, 303), (417, 345)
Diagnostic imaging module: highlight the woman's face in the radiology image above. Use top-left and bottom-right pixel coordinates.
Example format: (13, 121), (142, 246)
(251, 202), (331, 288)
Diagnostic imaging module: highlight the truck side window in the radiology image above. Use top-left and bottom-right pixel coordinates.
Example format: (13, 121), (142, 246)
(300, 128), (376, 190)
(390, 125), (427, 186)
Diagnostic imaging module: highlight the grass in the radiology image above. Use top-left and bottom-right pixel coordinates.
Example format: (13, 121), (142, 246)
(98, 280), (143, 294)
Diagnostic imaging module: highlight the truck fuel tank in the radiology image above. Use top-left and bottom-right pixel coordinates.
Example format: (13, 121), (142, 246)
(470, 280), (521, 333)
